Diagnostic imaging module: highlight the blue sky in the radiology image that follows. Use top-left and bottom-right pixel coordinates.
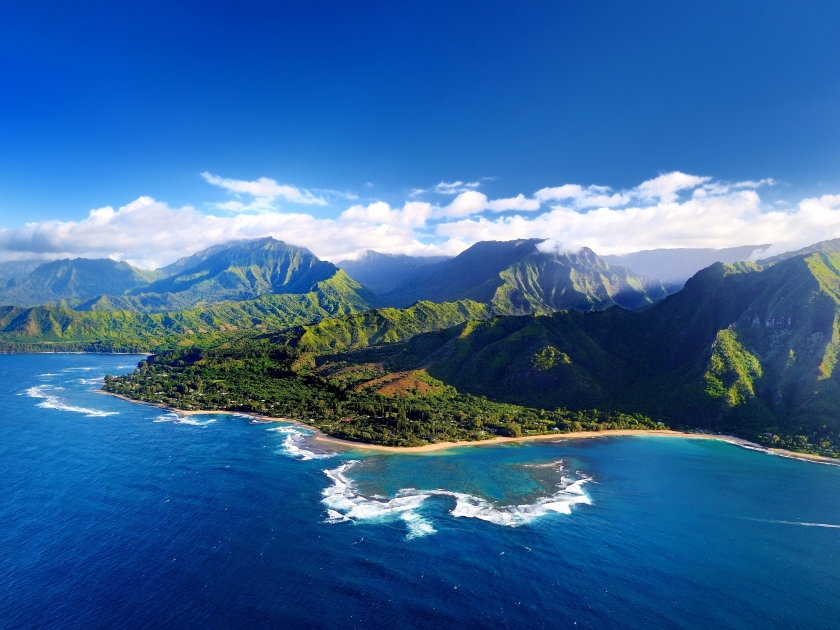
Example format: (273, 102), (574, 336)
(0, 1), (839, 266)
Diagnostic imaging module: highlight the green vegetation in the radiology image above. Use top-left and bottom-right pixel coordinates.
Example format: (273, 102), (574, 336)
(0, 277), (372, 351)
(104, 338), (665, 447)
(0, 258), (164, 307)
(104, 249), (840, 456)
(380, 239), (672, 312)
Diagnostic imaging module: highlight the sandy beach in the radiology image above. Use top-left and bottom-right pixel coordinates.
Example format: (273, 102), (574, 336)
(96, 389), (840, 464)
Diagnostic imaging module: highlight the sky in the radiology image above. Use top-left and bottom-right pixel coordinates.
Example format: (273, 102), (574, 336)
(0, 0), (839, 267)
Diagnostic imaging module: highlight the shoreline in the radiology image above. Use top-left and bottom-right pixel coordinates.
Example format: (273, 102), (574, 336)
(96, 389), (840, 465)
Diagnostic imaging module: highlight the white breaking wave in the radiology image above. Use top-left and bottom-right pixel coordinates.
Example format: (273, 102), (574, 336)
(321, 460), (591, 538)
(269, 425), (335, 461)
(61, 367), (94, 371)
(446, 475), (591, 526)
(25, 385), (118, 417)
(322, 462), (436, 539)
(78, 376), (106, 385)
(153, 412), (216, 427)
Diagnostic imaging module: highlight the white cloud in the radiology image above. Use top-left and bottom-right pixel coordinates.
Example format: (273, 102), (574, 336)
(0, 196), (447, 267)
(433, 181), (480, 194)
(634, 172), (711, 203)
(436, 188), (840, 256)
(2, 172), (840, 272)
(486, 194), (541, 212)
(440, 191), (490, 217)
(438, 191), (541, 217)
(340, 201), (432, 227)
(535, 184), (630, 208)
(734, 178), (777, 189)
(201, 172), (327, 210)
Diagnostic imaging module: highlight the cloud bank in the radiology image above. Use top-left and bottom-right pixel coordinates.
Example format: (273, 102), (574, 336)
(0, 172), (838, 268)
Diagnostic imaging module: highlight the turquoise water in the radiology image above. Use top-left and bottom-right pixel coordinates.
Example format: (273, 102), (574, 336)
(1, 354), (839, 628)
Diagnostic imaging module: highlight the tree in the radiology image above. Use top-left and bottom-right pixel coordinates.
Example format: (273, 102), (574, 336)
(397, 405), (408, 432)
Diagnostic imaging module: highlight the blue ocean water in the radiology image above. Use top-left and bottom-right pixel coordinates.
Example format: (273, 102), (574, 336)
(1, 354), (839, 628)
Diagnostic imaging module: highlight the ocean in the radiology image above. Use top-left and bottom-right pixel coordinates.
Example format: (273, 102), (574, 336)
(1, 353), (838, 628)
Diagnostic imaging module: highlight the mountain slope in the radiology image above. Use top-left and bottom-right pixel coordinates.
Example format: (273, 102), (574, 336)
(155, 241), (246, 277)
(292, 299), (491, 355)
(372, 252), (840, 440)
(100, 249), (840, 456)
(72, 237), (376, 313)
(0, 259), (160, 306)
(337, 251), (450, 294)
(381, 239), (671, 313)
(0, 275), (373, 351)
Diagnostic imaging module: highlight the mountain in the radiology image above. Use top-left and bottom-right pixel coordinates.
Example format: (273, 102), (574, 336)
(0, 260), (45, 282)
(336, 251), (450, 294)
(70, 237), (376, 313)
(0, 239), (382, 349)
(155, 241), (247, 277)
(756, 237), (840, 266)
(101, 248), (840, 455)
(0, 258), (161, 307)
(381, 239), (672, 312)
(0, 277), (374, 352)
(601, 244), (770, 286)
(365, 252), (840, 441)
(292, 299), (492, 355)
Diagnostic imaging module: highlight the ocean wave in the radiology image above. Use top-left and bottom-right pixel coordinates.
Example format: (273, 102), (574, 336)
(61, 367), (94, 372)
(153, 412), (216, 427)
(321, 460), (591, 538)
(322, 462), (436, 539)
(269, 426), (335, 461)
(446, 475), (591, 526)
(25, 385), (118, 417)
(78, 376), (106, 385)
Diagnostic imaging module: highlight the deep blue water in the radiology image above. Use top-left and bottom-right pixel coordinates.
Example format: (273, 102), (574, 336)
(1, 354), (840, 628)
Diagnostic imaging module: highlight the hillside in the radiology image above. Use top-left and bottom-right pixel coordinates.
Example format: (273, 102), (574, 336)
(107, 249), (840, 456)
(0, 258), (161, 306)
(377, 252), (840, 445)
(381, 239), (672, 312)
(337, 251), (450, 294)
(75, 237), (375, 313)
(0, 271), (375, 352)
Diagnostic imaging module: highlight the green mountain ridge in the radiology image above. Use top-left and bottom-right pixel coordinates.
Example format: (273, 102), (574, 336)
(0, 271), (374, 352)
(380, 239), (673, 313)
(0, 258), (163, 306)
(370, 252), (840, 438)
(105, 249), (840, 455)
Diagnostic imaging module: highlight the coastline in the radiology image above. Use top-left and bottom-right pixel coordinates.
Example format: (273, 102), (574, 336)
(96, 389), (840, 465)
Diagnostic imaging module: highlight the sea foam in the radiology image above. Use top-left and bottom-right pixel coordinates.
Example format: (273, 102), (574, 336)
(269, 425), (335, 461)
(153, 412), (217, 427)
(321, 460), (591, 538)
(26, 385), (118, 417)
(322, 462), (436, 539)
